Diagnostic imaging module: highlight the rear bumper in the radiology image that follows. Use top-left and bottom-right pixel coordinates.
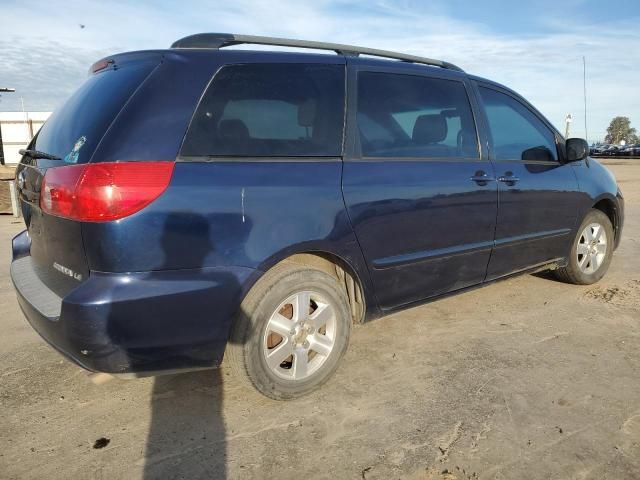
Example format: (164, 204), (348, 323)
(11, 230), (255, 374)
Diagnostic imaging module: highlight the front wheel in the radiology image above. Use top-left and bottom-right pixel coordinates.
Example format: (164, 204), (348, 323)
(554, 209), (614, 285)
(227, 262), (351, 400)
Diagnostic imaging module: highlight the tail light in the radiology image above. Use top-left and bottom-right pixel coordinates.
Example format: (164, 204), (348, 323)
(40, 162), (174, 222)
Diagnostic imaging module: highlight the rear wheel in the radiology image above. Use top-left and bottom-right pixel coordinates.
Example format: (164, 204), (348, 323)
(554, 209), (614, 285)
(227, 262), (351, 400)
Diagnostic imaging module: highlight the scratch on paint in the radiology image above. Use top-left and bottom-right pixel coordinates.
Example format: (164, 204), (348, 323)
(241, 187), (245, 223)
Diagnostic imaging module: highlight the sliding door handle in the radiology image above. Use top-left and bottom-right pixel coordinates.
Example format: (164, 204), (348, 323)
(497, 172), (520, 185)
(470, 171), (495, 186)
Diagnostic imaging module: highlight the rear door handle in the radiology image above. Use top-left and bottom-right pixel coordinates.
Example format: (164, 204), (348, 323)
(470, 171), (495, 186)
(497, 172), (520, 186)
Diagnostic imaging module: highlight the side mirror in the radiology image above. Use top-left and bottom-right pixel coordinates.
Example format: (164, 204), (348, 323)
(566, 138), (589, 162)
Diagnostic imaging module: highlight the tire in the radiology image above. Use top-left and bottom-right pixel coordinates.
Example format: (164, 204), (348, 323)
(554, 209), (614, 285)
(227, 262), (351, 400)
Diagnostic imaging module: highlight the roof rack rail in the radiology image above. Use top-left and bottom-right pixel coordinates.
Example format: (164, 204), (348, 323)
(170, 33), (464, 72)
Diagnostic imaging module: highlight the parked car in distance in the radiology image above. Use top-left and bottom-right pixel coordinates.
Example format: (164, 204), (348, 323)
(624, 145), (640, 156)
(618, 145), (632, 156)
(11, 33), (624, 399)
(608, 145), (635, 156)
(597, 145), (610, 156)
(601, 145), (615, 156)
(590, 144), (608, 156)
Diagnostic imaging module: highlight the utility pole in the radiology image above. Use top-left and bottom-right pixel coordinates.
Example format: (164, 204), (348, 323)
(0, 87), (17, 166)
(583, 56), (588, 143)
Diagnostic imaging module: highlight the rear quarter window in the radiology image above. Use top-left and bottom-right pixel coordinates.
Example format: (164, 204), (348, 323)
(33, 62), (156, 164)
(181, 64), (345, 157)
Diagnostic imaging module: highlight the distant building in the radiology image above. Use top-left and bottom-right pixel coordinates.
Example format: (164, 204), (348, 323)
(0, 112), (51, 165)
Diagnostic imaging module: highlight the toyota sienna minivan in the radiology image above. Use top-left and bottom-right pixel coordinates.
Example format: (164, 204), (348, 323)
(11, 33), (624, 399)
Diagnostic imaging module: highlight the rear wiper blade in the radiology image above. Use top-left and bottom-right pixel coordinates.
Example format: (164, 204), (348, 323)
(19, 149), (61, 160)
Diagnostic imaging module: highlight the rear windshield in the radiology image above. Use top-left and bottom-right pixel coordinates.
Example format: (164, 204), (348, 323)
(181, 64), (345, 157)
(32, 62), (156, 164)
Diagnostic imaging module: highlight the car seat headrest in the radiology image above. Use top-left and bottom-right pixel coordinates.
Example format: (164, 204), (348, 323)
(412, 114), (448, 144)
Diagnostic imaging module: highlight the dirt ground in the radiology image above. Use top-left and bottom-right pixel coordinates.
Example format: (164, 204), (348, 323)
(1, 159), (639, 480)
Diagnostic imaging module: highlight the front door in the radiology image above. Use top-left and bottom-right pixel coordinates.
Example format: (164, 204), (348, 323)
(342, 68), (497, 310)
(476, 84), (580, 279)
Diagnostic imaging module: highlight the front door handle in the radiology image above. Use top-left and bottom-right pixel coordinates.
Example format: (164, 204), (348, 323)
(470, 170), (495, 186)
(497, 172), (520, 186)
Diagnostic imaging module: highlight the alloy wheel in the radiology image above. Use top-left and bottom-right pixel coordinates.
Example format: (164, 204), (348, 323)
(576, 222), (607, 275)
(262, 290), (337, 381)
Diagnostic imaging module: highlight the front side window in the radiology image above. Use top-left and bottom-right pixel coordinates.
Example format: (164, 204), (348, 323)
(182, 64), (345, 157)
(478, 87), (558, 162)
(356, 72), (479, 159)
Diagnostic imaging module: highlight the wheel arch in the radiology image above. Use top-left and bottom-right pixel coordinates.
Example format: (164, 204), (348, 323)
(591, 194), (620, 244)
(241, 247), (374, 325)
(271, 251), (367, 324)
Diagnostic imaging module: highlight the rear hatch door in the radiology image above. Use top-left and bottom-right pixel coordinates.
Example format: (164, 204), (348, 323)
(16, 53), (161, 298)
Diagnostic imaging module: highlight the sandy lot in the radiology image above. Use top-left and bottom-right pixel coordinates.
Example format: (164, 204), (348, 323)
(1, 159), (639, 480)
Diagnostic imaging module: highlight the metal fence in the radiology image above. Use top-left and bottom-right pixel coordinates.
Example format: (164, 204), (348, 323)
(0, 112), (51, 165)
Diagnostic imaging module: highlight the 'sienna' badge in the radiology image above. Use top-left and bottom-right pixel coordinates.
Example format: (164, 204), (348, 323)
(64, 136), (87, 164)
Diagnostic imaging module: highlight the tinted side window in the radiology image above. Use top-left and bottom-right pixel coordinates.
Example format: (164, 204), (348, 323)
(356, 72), (479, 158)
(478, 87), (558, 162)
(182, 64), (345, 157)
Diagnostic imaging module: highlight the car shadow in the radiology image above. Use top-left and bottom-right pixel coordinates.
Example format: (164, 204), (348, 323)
(531, 269), (563, 283)
(141, 212), (232, 479)
(100, 210), (253, 479)
(143, 369), (227, 479)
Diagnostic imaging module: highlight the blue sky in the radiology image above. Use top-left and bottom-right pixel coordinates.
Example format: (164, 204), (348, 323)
(1, 0), (638, 141)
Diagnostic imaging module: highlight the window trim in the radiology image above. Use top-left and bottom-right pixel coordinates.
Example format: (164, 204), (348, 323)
(176, 155), (342, 163)
(474, 82), (563, 164)
(345, 66), (484, 163)
(177, 62), (347, 160)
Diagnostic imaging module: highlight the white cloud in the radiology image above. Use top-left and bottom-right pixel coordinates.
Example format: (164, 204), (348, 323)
(1, 0), (638, 140)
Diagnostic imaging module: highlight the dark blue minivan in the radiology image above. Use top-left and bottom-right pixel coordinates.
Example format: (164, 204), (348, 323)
(11, 34), (624, 399)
